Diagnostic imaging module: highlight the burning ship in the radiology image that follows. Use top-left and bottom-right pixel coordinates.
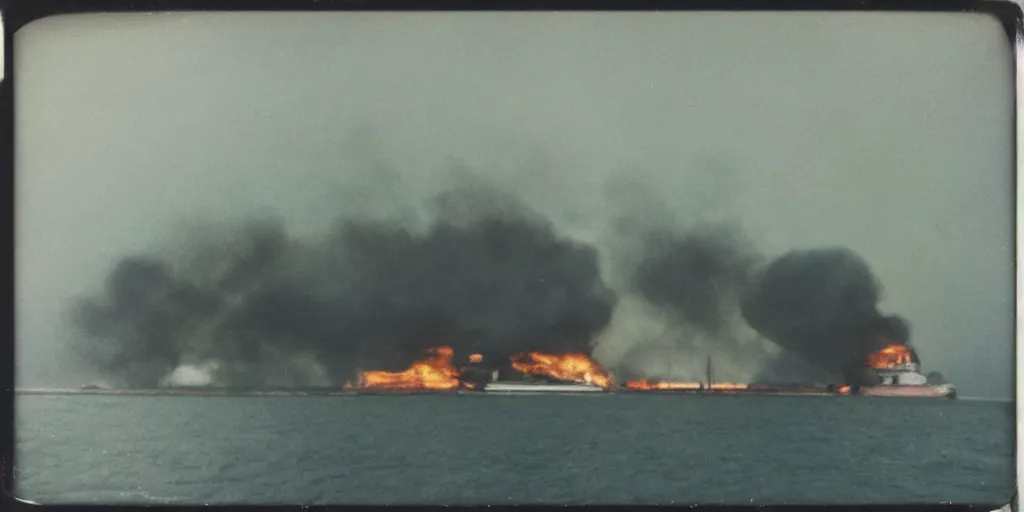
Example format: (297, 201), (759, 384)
(619, 344), (956, 399)
(480, 351), (610, 393)
(621, 355), (754, 394)
(342, 347), (610, 394)
(343, 346), (462, 394)
(235, 342), (956, 398)
(61, 342), (956, 398)
(851, 344), (956, 398)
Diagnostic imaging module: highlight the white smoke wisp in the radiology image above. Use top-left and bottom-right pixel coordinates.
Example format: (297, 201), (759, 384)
(591, 288), (775, 383)
(591, 296), (671, 369)
(160, 360), (221, 387)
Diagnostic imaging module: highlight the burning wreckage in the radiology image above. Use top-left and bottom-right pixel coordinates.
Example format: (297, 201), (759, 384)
(335, 343), (955, 397)
(343, 348), (613, 394)
(68, 189), (958, 399)
(74, 344), (953, 397)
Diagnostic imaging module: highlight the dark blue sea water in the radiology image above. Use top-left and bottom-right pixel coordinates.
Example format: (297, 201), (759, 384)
(12, 393), (1016, 505)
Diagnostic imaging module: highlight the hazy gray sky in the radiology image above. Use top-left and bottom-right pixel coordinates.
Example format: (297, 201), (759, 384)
(14, 11), (1014, 397)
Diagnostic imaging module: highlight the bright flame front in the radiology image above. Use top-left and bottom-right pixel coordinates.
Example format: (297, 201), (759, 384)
(348, 346), (461, 391)
(510, 352), (612, 389)
(865, 344), (913, 369)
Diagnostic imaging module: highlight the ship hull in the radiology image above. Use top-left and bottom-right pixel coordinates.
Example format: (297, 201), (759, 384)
(855, 384), (956, 398)
(483, 382), (607, 393)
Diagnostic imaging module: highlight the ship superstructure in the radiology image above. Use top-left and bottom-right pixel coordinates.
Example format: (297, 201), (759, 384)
(874, 359), (928, 385)
(856, 357), (956, 398)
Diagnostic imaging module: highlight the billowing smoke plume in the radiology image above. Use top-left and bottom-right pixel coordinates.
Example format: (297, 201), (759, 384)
(71, 187), (616, 388)
(740, 248), (912, 383)
(72, 179), (921, 389)
(615, 225), (912, 384)
(632, 225), (759, 335)
(72, 257), (223, 387)
(610, 223), (770, 382)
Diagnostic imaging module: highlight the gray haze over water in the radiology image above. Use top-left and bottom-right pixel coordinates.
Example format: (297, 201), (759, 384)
(14, 12), (1014, 397)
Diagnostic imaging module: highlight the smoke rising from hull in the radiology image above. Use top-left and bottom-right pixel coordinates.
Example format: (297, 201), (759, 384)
(607, 223), (770, 382)
(613, 221), (913, 384)
(740, 248), (912, 383)
(71, 187), (616, 388)
(633, 225), (759, 334)
(71, 177), (918, 388)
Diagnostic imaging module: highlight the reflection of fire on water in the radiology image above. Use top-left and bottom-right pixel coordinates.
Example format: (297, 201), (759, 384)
(510, 352), (613, 389)
(345, 346), (461, 391)
(865, 344), (913, 369)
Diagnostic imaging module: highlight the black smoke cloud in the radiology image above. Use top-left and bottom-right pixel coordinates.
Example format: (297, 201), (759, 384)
(626, 226), (914, 383)
(73, 257), (223, 387)
(618, 223), (769, 382)
(740, 248), (912, 383)
(71, 187), (617, 388)
(74, 184), (919, 388)
(632, 225), (760, 335)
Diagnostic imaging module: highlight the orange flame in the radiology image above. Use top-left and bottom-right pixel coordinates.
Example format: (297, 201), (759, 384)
(623, 379), (703, 390)
(865, 344), (913, 369)
(708, 383), (749, 390)
(348, 346), (461, 391)
(510, 352), (612, 389)
(468, 354), (484, 363)
(837, 385), (851, 395)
